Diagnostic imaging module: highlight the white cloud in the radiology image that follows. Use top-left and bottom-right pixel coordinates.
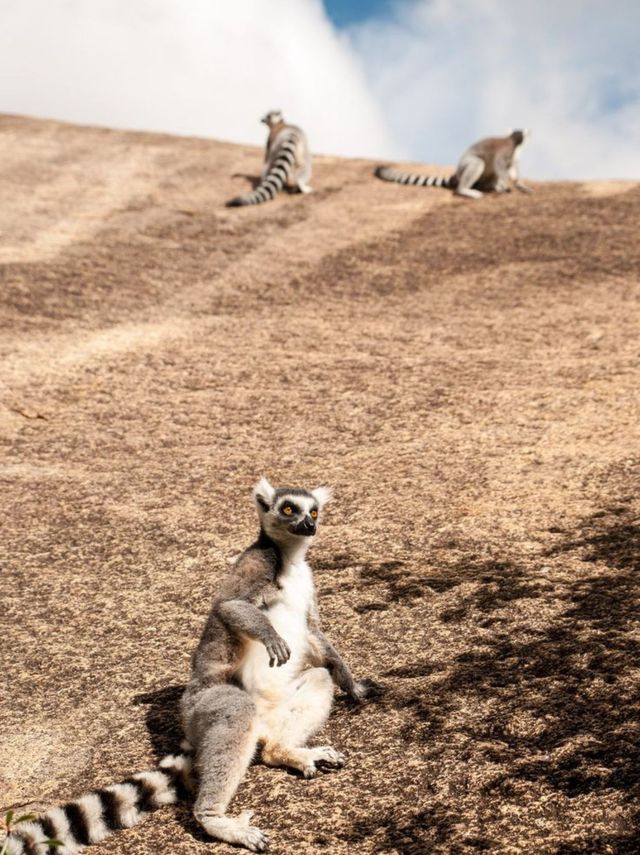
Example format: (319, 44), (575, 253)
(0, 0), (397, 159)
(347, 0), (640, 179)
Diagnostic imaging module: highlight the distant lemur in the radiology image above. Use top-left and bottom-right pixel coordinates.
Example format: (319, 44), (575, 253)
(226, 111), (313, 207)
(376, 129), (532, 199)
(5, 479), (375, 855)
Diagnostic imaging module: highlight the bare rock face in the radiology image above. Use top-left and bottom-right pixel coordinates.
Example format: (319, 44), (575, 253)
(2, 114), (639, 854)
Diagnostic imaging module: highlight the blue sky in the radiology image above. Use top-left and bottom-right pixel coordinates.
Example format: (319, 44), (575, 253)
(324, 0), (393, 27)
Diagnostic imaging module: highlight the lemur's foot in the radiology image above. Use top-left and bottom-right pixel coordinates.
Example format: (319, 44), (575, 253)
(303, 746), (345, 777)
(355, 677), (383, 701)
(455, 188), (483, 199)
(297, 183), (313, 194)
(313, 745), (345, 767)
(197, 811), (269, 852)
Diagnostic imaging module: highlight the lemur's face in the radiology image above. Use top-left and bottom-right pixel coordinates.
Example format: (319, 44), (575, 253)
(253, 478), (332, 542)
(261, 110), (283, 127)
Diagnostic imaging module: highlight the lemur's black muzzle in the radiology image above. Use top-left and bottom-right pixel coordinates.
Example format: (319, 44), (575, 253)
(292, 516), (316, 536)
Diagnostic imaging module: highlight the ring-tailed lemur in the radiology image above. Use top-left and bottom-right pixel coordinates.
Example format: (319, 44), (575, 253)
(4, 479), (375, 855)
(375, 129), (532, 199)
(226, 111), (312, 207)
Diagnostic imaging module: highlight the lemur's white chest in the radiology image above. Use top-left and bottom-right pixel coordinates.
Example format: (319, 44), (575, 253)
(239, 560), (314, 701)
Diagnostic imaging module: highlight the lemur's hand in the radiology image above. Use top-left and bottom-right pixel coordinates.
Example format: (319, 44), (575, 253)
(265, 634), (290, 667)
(349, 678), (382, 703)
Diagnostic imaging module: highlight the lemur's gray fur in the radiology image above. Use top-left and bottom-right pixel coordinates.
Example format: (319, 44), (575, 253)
(5, 479), (374, 855)
(375, 129), (532, 199)
(226, 110), (312, 207)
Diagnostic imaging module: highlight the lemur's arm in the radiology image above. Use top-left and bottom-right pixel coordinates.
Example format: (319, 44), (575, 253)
(216, 599), (290, 667)
(308, 592), (378, 701)
(507, 152), (532, 194)
(307, 594), (367, 703)
(313, 629), (375, 701)
(514, 178), (533, 193)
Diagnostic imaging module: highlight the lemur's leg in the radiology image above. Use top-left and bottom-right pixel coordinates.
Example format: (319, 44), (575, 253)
(295, 151), (313, 194)
(184, 685), (267, 853)
(261, 667), (343, 778)
(454, 154), (485, 199)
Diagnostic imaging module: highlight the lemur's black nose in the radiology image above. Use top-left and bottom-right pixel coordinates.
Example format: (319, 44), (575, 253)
(301, 516), (316, 535)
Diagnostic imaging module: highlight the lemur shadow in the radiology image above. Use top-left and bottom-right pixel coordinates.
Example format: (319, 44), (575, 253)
(133, 684), (216, 842)
(134, 684), (186, 760)
(231, 173), (262, 190)
(230, 173), (304, 194)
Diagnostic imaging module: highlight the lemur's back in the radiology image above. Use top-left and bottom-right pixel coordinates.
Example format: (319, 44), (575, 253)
(226, 110), (312, 207)
(464, 135), (517, 180)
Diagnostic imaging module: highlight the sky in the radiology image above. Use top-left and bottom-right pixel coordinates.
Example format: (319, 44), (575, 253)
(1, 0), (638, 180)
(324, 0), (393, 27)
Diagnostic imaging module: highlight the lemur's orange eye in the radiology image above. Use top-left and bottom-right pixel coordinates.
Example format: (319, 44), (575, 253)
(282, 506), (293, 516)
(310, 510), (318, 519)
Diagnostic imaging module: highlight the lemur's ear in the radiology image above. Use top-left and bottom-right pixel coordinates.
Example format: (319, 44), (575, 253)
(254, 477), (275, 511)
(311, 486), (332, 509)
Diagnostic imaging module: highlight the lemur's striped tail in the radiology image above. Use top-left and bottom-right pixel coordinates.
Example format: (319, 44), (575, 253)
(4, 754), (192, 855)
(226, 130), (300, 207)
(375, 165), (456, 189)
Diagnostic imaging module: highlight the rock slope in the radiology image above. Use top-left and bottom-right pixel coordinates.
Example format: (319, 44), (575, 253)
(1, 114), (639, 854)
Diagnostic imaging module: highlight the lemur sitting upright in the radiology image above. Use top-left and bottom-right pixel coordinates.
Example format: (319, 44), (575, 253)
(375, 129), (532, 199)
(180, 478), (375, 850)
(226, 111), (313, 207)
(5, 479), (375, 855)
